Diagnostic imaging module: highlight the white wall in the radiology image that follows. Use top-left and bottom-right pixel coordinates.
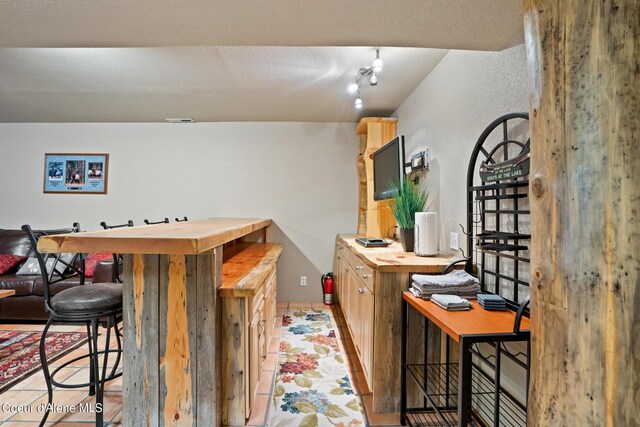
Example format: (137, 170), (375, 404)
(393, 45), (530, 416)
(394, 44), (529, 255)
(0, 122), (359, 302)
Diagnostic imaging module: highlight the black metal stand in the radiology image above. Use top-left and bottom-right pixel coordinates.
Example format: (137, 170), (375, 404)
(401, 298), (530, 427)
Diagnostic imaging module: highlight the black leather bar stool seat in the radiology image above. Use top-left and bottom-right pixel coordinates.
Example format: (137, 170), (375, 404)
(22, 223), (123, 427)
(50, 283), (122, 313)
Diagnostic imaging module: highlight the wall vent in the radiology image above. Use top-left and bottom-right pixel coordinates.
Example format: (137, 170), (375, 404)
(165, 118), (195, 123)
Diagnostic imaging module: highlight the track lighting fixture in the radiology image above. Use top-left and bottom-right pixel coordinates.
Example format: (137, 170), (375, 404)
(369, 72), (378, 86)
(346, 47), (384, 109)
(372, 48), (383, 73)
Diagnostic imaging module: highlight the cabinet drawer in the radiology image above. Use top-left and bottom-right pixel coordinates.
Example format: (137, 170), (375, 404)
(340, 245), (374, 293)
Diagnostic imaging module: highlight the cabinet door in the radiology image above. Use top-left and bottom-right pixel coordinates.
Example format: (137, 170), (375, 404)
(264, 271), (276, 346)
(348, 271), (361, 350)
(335, 251), (343, 305)
(342, 264), (352, 324)
(249, 300), (264, 412)
(359, 285), (374, 389)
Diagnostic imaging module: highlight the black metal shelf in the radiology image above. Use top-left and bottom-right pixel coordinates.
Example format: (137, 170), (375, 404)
(472, 181), (529, 192)
(477, 242), (529, 252)
(474, 193), (528, 201)
(404, 362), (526, 427)
(475, 231), (531, 241)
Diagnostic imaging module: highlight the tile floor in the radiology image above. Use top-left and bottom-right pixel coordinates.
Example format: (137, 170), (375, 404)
(0, 302), (401, 426)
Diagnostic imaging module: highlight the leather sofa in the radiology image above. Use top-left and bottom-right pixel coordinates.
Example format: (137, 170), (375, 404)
(0, 229), (114, 321)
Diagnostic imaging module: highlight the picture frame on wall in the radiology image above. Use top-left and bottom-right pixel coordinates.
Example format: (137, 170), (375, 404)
(43, 153), (109, 194)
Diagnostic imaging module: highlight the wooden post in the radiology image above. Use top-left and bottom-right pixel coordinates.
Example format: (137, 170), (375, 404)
(123, 249), (222, 426)
(523, 1), (639, 425)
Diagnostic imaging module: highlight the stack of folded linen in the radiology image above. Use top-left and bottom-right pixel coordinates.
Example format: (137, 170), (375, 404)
(410, 270), (480, 299)
(477, 294), (507, 310)
(431, 294), (473, 311)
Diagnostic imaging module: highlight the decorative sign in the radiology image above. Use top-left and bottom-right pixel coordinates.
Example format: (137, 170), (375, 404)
(43, 153), (109, 194)
(479, 148), (530, 182)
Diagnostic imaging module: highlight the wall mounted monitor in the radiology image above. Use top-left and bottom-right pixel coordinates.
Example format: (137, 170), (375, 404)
(373, 135), (406, 201)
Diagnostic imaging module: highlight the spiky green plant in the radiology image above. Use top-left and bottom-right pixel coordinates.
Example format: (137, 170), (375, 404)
(387, 177), (429, 229)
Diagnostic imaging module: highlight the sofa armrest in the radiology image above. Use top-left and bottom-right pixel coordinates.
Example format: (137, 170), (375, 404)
(93, 260), (116, 283)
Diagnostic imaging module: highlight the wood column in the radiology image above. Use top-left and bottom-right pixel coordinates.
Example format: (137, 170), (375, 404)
(356, 117), (398, 238)
(523, 1), (639, 425)
(123, 249), (223, 426)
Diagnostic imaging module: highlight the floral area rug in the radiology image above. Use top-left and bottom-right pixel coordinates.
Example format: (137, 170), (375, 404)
(270, 309), (365, 427)
(0, 330), (87, 393)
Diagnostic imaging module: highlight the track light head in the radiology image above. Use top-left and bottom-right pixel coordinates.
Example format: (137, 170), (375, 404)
(369, 72), (378, 86)
(355, 97), (363, 109)
(372, 48), (383, 73)
(348, 83), (359, 93)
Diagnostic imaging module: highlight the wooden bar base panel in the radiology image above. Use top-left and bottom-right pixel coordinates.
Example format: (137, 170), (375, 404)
(123, 251), (222, 426)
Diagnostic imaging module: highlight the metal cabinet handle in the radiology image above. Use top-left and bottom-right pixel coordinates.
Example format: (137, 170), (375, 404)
(358, 288), (364, 294)
(362, 274), (370, 279)
(355, 265), (363, 270)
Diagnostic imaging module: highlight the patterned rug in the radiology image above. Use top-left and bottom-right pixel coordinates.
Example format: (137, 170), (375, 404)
(270, 309), (365, 427)
(0, 330), (87, 393)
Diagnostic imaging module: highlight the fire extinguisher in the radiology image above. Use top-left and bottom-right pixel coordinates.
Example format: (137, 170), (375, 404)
(321, 272), (335, 306)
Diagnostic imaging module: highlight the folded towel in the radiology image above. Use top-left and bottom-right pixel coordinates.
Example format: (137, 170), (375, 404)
(411, 284), (479, 300)
(411, 270), (479, 288)
(431, 294), (472, 311)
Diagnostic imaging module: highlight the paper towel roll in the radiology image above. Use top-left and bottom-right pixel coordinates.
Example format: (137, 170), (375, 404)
(414, 212), (438, 256)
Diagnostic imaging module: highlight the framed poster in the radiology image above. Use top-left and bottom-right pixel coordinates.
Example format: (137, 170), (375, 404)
(43, 153), (109, 194)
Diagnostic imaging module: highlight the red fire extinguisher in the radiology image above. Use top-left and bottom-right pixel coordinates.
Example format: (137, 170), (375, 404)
(321, 272), (335, 305)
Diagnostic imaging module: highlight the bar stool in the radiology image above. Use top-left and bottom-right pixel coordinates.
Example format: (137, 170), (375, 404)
(175, 216), (188, 222)
(22, 224), (122, 427)
(99, 220), (134, 283)
(144, 217), (169, 225)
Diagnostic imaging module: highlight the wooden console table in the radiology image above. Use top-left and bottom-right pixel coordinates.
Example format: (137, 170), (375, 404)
(401, 292), (530, 426)
(38, 217), (272, 427)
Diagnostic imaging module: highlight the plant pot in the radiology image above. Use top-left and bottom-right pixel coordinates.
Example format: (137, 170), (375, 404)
(399, 227), (415, 252)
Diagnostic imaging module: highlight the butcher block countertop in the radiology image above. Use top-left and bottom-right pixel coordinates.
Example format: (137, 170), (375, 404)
(38, 217), (272, 255)
(337, 234), (460, 273)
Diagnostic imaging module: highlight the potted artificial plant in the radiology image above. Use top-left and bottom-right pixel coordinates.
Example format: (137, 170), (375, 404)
(388, 177), (428, 252)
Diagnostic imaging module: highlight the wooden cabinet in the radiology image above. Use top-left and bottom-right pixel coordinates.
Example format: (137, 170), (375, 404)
(220, 243), (282, 425)
(358, 284), (374, 386)
(335, 243), (375, 389)
(334, 235), (457, 413)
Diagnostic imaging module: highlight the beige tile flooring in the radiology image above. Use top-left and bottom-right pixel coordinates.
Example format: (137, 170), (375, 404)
(0, 303), (401, 426)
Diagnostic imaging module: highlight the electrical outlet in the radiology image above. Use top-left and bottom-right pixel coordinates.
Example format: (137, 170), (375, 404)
(449, 232), (459, 251)
(300, 276), (307, 286)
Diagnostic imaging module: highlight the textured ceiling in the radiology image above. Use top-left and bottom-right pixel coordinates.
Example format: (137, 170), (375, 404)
(0, 0), (524, 50)
(0, 0), (524, 122)
(0, 47), (448, 122)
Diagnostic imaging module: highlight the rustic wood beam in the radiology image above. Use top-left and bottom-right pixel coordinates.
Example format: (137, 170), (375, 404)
(523, 1), (639, 425)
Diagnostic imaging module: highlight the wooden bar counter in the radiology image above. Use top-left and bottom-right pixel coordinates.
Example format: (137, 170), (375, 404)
(38, 218), (273, 427)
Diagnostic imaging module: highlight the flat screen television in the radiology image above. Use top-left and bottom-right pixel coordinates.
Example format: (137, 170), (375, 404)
(373, 135), (405, 201)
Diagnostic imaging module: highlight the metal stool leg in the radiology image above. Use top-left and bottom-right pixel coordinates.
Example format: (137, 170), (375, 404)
(87, 321), (96, 396)
(88, 319), (103, 426)
(38, 318), (54, 427)
(109, 316), (122, 378)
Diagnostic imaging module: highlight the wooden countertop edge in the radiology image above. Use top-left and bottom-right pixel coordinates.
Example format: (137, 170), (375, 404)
(336, 235), (380, 270)
(402, 291), (531, 342)
(219, 244), (283, 298)
(336, 234), (457, 273)
(38, 218), (272, 255)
